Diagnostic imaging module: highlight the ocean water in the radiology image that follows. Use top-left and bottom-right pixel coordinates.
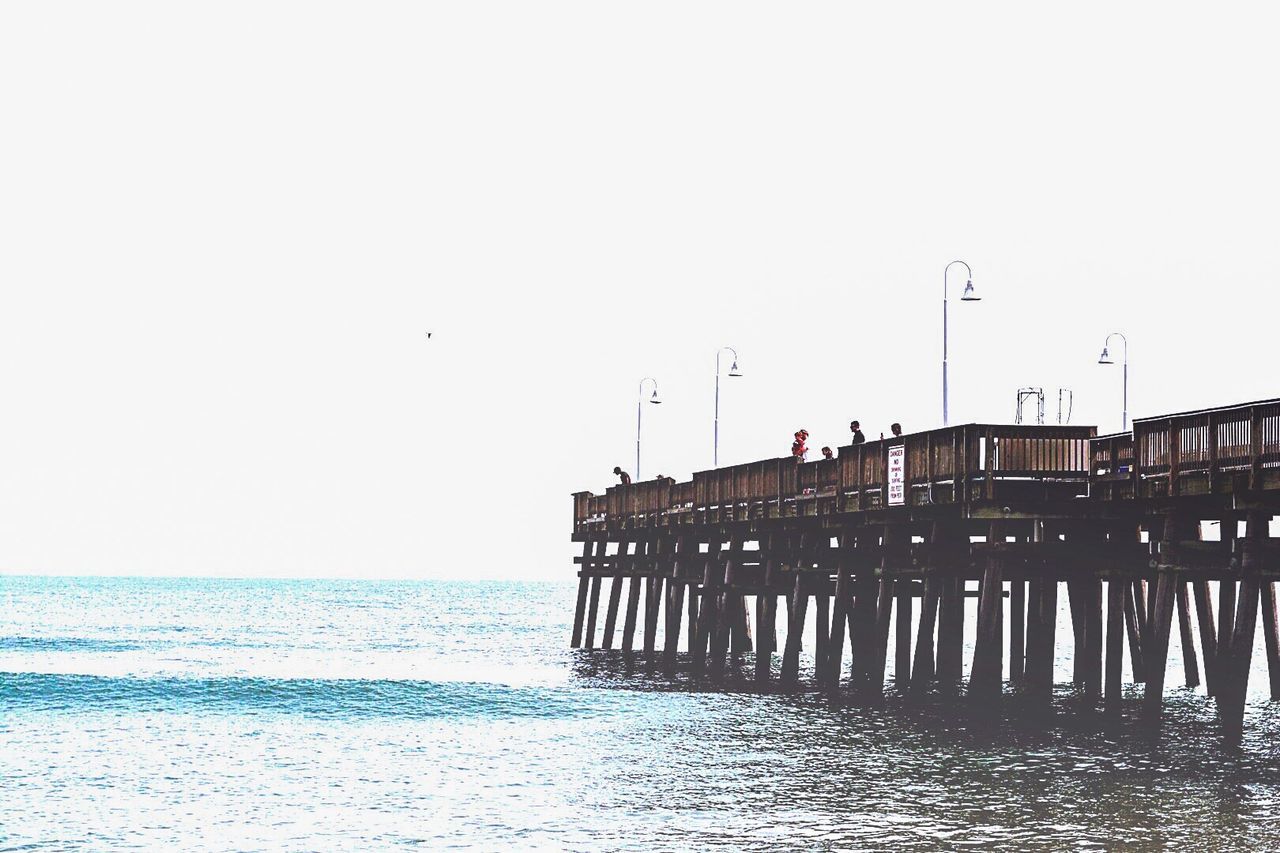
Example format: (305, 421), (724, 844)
(3, 576), (1280, 851)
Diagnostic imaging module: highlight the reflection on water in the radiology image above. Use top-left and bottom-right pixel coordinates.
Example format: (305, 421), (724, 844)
(2, 576), (1279, 850)
(569, 652), (1280, 850)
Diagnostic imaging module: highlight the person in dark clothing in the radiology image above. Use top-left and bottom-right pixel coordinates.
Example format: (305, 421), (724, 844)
(891, 423), (903, 437)
(849, 420), (866, 445)
(613, 466), (632, 485)
(821, 446), (834, 460)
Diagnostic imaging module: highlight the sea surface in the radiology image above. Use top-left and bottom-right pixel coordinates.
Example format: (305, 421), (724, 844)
(3, 576), (1280, 851)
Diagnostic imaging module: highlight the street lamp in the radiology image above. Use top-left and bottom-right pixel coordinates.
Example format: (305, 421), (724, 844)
(714, 347), (742, 467)
(636, 377), (661, 480)
(943, 260), (980, 427)
(1097, 332), (1129, 432)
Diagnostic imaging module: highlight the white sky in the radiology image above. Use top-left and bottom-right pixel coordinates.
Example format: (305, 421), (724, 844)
(1, 3), (1277, 579)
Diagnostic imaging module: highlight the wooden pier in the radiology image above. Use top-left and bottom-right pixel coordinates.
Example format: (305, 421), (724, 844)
(569, 399), (1280, 746)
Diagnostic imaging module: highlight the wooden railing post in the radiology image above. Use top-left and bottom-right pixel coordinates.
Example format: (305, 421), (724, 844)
(1207, 413), (1219, 491)
(1251, 406), (1264, 490)
(984, 428), (995, 501)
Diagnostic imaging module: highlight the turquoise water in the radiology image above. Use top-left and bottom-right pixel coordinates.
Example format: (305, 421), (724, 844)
(4, 577), (1280, 850)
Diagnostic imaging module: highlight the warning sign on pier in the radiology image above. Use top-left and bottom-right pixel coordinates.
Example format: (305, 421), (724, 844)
(887, 445), (906, 506)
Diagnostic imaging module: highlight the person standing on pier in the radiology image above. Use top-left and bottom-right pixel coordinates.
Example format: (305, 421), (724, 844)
(821, 446), (834, 460)
(891, 423), (903, 438)
(613, 466), (632, 484)
(791, 430), (809, 462)
(850, 420), (866, 445)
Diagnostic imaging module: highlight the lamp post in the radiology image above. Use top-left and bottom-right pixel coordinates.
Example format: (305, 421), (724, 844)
(636, 377), (661, 479)
(942, 260), (981, 427)
(714, 347), (742, 467)
(1097, 332), (1129, 432)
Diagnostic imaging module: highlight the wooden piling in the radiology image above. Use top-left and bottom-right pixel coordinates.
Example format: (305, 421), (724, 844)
(1023, 577), (1043, 694)
(781, 573), (809, 684)
(851, 573), (879, 694)
(661, 582), (682, 673)
(686, 578), (699, 651)
(1026, 579), (1057, 700)
(755, 594), (774, 683)
(659, 537), (686, 671)
(621, 574), (643, 653)
(1010, 579), (1026, 685)
(1217, 579), (1237, 685)
(585, 574), (603, 650)
(968, 558), (1004, 700)
(691, 559), (718, 678)
(870, 578), (895, 697)
(937, 577), (965, 685)
(813, 588), (831, 676)
(768, 594), (779, 651)
(1123, 584), (1147, 683)
(570, 537), (593, 645)
(1175, 581), (1200, 689)
(911, 578), (941, 690)
(824, 541), (853, 686)
(1105, 578), (1124, 714)
(1222, 578), (1261, 746)
(1068, 579), (1086, 688)
(1083, 578), (1104, 701)
(1261, 582), (1280, 701)
(1132, 579), (1152, 674)
(730, 595), (754, 654)
(1192, 580), (1219, 697)
(602, 576), (624, 650)
(571, 578), (591, 650)
(1140, 571), (1176, 724)
(894, 583), (913, 687)
(708, 583), (730, 681)
(640, 575), (657, 654)
(709, 539), (741, 681)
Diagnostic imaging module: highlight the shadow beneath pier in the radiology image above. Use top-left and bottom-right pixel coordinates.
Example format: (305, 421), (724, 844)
(569, 650), (1280, 765)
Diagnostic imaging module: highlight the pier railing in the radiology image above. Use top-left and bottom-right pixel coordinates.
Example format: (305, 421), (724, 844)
(574, 423), (1095, 531)
(1089, 398), (1280, 499)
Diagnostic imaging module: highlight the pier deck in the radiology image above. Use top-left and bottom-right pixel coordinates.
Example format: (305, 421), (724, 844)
(569, 399), (1280, 746)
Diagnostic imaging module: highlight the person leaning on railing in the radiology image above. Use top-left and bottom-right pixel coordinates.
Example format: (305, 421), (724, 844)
(613, 466), (632, 485)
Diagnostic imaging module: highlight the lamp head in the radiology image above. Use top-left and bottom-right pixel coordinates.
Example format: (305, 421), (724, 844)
(650, 389), (662, 404)
(960, 279), (980, 301)
(728, 361), (742, 377)
(1098, 346), (1113, 365)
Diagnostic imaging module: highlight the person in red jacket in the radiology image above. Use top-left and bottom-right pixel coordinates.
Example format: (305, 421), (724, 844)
(791, 429), (809, 462)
